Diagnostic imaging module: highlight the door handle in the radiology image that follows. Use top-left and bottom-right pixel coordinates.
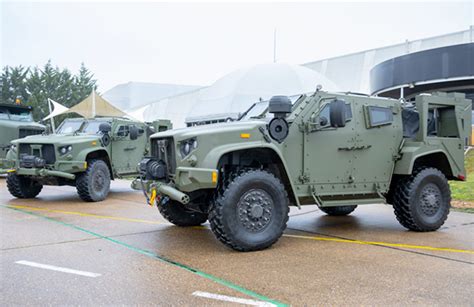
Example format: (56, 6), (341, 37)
(124, 146), (136, 151)
(338, 145), (372, 151)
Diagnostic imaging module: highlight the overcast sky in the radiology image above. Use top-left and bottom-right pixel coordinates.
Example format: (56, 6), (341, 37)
(1, 1), (473, 92)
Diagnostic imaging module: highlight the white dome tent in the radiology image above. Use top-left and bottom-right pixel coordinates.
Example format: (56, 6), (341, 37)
(131, 63), (339, 127)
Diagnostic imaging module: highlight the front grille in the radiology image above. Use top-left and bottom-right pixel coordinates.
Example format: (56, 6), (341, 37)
(18, 144), (56, 165)
(19, 128), (44, 138)
(151, 137), (176, 175)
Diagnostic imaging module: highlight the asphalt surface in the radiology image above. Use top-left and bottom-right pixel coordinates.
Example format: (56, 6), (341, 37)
(1, 178), (473, 306)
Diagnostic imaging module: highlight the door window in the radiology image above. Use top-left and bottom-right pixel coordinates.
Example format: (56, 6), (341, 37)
(319, 102), (352, 127)
(366, 106), (393, 128)
(117, 125), (130, 137)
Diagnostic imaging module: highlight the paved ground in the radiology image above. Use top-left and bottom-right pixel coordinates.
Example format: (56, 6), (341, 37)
(1, 178), (473, 306)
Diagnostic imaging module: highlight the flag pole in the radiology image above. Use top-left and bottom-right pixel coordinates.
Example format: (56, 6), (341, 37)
(47, 98), (56, 133)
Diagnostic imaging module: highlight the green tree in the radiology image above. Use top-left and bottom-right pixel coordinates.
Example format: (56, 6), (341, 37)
(0, 61), (99, 121)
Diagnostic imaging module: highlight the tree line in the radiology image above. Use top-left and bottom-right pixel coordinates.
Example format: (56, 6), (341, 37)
(0, 61), (98, 121)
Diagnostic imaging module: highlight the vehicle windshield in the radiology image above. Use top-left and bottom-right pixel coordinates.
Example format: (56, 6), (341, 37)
(57, 120), (84, 134)
(239, 101), (269, 121)
(0, 106), (34, 122)
(239, 95), (305, 121)
(82, 121), (107, 134)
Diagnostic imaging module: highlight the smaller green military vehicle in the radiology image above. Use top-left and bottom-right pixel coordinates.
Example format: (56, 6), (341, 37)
(0, 103), (45, 167)
(6, 117), (171, 202)
(133, 90), (471, 252)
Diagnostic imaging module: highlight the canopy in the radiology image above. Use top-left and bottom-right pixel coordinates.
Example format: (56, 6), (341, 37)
(43, 98), (70, 121)
(43, 90), (128, 120)
(67, 90), (127, 118)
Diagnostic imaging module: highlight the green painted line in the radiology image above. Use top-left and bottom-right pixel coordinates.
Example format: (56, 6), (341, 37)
(4, 205), (287, 307)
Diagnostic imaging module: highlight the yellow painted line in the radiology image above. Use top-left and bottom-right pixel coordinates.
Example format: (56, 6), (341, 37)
(283, 234), (474, 255)
(7, 204), (474, 255)
(7, 205), (166, 225)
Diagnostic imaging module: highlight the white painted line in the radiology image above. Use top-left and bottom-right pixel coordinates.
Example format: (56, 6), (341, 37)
(192, 291), (276, 306)
(15, 260), (101, 278)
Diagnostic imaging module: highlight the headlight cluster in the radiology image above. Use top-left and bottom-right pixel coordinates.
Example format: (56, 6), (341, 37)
(180, 138), (198, 158)
(58, 145), (73, 155)
(10, 144), (17, 152)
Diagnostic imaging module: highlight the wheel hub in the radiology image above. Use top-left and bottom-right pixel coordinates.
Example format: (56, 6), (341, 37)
(420, 183), (442, 216)
(237, 189), (273, 232)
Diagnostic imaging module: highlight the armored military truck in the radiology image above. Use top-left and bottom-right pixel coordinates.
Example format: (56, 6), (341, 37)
(6, 117), (171, 202)
(133, 91), (472, 251)
(0, 103), (45, 166)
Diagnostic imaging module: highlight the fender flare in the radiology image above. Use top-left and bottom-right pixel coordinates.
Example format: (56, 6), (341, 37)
(201, 141), (301, 207)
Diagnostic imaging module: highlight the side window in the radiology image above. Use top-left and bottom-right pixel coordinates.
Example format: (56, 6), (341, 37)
(366, 106), (393, 128)
(319, 103), (352, 127)
(117, 125), (129, 137)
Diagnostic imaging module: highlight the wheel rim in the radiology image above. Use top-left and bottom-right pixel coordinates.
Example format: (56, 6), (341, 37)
(419, 183), (442, 216)
(236, 189), (273, 233)
(92, 169), (107, 193)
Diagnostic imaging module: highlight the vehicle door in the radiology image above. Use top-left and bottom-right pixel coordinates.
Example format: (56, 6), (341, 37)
(303, 97), (356, 197)
(350, 98), (403, 193)
(111, 122), (148, 175)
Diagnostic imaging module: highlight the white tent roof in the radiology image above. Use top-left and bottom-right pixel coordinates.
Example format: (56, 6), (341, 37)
(131, 63), (339, 127)
(190, 63), (338, 118)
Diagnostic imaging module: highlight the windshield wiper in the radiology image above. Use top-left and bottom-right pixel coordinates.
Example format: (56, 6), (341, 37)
(237, 103), (256, 121)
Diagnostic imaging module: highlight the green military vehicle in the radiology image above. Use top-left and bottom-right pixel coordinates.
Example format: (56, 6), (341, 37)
(6, 117), (171, 202)
(133, 91), (472, 251)
(0, 102), (45, 166)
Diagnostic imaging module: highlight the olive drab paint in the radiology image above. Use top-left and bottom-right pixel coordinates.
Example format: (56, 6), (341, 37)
(134, 91), (471, 208)
(3, 117), (172, 194)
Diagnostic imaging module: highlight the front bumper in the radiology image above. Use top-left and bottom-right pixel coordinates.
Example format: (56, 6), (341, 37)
(131, 166), (218, 204)
(0, 158), (14, 173)
(7, 160), (87, 179)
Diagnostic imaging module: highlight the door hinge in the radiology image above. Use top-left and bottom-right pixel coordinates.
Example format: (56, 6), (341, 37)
(299, 172), (310, 183)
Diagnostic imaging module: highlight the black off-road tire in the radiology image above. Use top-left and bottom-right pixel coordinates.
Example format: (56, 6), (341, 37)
(6, 173), (42, 198)
(158, 199), (208, 226)
(76, 159), (111, 202)
(319, 205), (357, 216)
(392, 167), (451, 231)
(209, 169), (290, 252)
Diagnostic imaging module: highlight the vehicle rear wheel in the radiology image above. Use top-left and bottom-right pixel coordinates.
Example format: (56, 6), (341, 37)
(392, 167), (450, 231)
(319, 205), (357, 216)
(158, 199), (208, 226)
(76, 159), (111, 202)
(6, 173), (42, 198)
(209, 169), (289, 252)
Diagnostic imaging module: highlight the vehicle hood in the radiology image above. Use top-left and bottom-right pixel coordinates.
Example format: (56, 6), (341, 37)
(151, 120), (267, 140)
(0, 119), (45, 129)
(12, 133), (100, 145)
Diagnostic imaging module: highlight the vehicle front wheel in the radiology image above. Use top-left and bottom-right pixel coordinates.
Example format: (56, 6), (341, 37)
(319, 205), (357, 216)
(392, 167), (451, 231)
(6, 173), (42, 198)
(158, 199), (208, 226)
(76, 159), (111, 202)
(209, 169), (290, 252)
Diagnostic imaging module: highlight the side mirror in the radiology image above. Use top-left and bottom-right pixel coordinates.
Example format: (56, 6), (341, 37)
(129, 125), (139, 140)
(99, 123), (112, 134)
(329, 99), (346, 128)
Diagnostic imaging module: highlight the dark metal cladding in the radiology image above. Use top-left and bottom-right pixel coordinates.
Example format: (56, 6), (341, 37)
(370, 43), (474, 95)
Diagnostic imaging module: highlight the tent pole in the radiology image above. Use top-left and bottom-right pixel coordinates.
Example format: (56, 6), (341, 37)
(47, 98), (56, 133)
(92, 89), (96, 118)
